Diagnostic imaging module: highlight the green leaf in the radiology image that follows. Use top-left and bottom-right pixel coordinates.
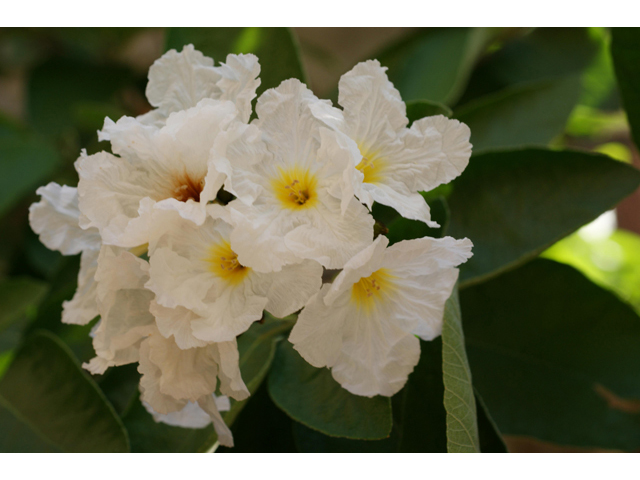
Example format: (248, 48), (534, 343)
(461, 259), (640, 451)
(543, 229), (640, 315)
(460, 28), (599, 104)
(0, 277), (49, 354)
(27, 58), (133, 136)
(292, 337), (448, 453)
(406, 99), (452, 122)
(268, 340), (392, 440)
(441, 288), (480, 453)
(123, 317), (290, 453)
(455, 76), (582, 153)
(0, 396), (62, 452)
(386, 196), (449, 245)
(378, 28), (493, 105)
(0, 331), (129, 452)
(611, 28), (640, 150)
(166, 27), (306, 97)
(476, 392), (508, 453)
(0, 121), (60, 218)
(447, 148), (640, 287)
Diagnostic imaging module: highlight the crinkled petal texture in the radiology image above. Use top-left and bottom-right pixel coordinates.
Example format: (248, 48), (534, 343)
(82, 246), (156, 375)
(137, 326), (245, 447)
(146, 208), (322, 344)
(289, 235), (473, 397)
(79, 99), (239, 247)
(211, 79), (374, 273)
(312, 60), (472, 227)
(135, 44), (260, 126)
(62, 248), (100, 326)
(28, 183), (101, 255)
(28, 182), (102, 325)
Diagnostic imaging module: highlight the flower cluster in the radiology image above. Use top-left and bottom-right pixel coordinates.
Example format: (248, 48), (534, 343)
(29, 45), (473, 446)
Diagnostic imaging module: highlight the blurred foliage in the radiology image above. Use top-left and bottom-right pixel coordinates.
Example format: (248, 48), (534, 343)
(0, 27), (639, 453)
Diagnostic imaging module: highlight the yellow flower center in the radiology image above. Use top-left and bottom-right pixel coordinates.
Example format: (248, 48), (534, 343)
(272, 166), (318, 210)
(205, 241), (250, 285)
(351, 268), (396, 311)
(356, 147), (387, 185)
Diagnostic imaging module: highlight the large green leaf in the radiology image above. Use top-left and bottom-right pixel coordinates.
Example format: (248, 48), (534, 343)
(455, 76), (582, 153)
(0, 396), (62, 452)
(0, 331), (129, 452)
(292, 338), (447, 452)
(441, 288), (480, 453)
(267, 340), (392, 440)
(447, 148), (640, 287)
(0, 277), (49, 355)
(124, 317), (291, 453)
(611, 28), (640, 150)
(461, 259), (640, 451)
(378, 28), (493, 105)
(0, 120), (60, 218)
(459, 28), (599, 104)
(27, 58), (133, 136)
(166, 27), (306, 97)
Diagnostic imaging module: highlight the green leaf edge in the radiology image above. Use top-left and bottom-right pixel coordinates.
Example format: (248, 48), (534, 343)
(441, 288), (480, 453)
(453, 147), (640, 290)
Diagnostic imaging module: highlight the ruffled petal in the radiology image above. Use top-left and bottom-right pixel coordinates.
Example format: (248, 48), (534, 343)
(197, 393), (234, 448)
(216, 53), (261, 123)
(149, 301), (209, 349)
(338, 60), (408, 151)
(62, 248), (100, 325)
(28, 183), (101, 255)
(145, 44), (222, 123)
(253, 260), (323, 319)
(82, 246), (156, 374)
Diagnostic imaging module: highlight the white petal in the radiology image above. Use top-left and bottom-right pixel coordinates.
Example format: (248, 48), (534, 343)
(255, 260), (323, 319)
(197, 394), (234, 447)
(216, 53), (261, 123)
(210, 340), (250, 401)
(381, 236), (473, 277)
(289, 284), (350, 368)
(28, 183), (101, 255)
(62, 248), (100, 325)
(145, 44), (221, 122)
(360, 182), (436, 227)
(146, 332), (219, 402)
(83, 246), (156, 373)
(283, 195), (375, 270)
(138, 337), (188, 414)
(338, 60), (408, 151)
(394, 115), (472, 193)
(143, 399), (211, 429)
(149, 301), (209, 349)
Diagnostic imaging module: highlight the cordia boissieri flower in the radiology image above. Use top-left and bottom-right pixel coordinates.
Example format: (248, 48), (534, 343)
(289, 235), (473, 397)
(145, 206), (323, 343)
(211, 79), (374, 273)
(311, 60), (472, 227)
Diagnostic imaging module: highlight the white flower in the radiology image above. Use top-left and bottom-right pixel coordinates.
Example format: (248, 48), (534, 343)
(124, 44), (260, 127)
(77, 99), (239, 248)
(289, 235), (473, 397)
(137, 325), (247, 447)
(83, 246), (156, 375)
(28, 182), (101, 325)
(310, 60), (472, 227)
(212, 79), (374, 273)
(143, 394), (230, 429)
(145, 207), (323, 344)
